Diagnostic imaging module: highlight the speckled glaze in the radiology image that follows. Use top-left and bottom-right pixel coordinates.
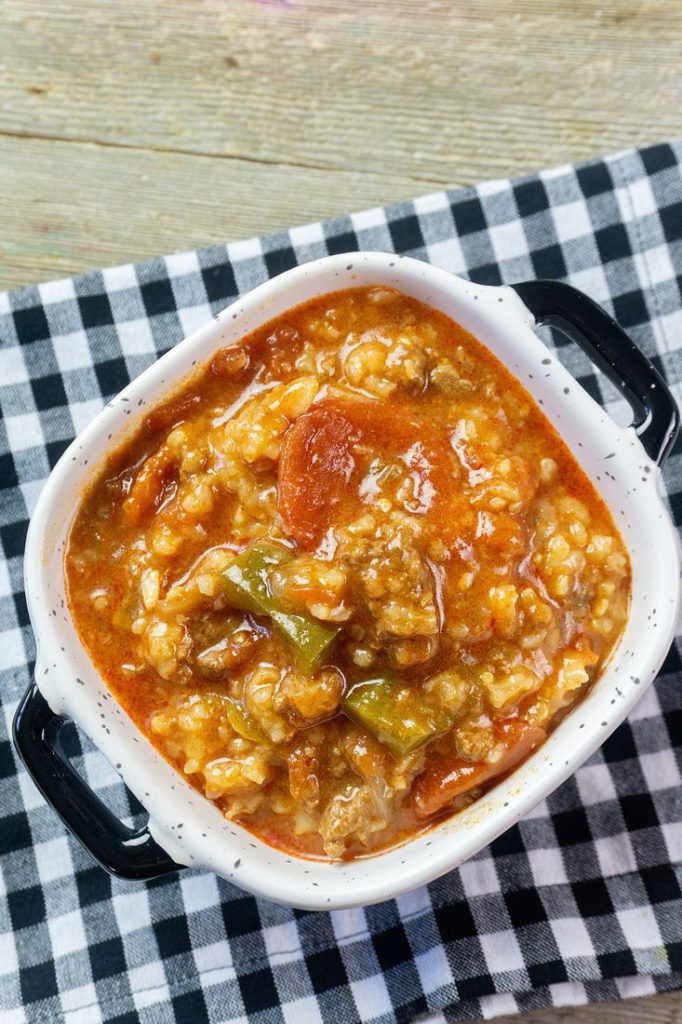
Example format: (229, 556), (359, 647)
(24, 253), (681, 909)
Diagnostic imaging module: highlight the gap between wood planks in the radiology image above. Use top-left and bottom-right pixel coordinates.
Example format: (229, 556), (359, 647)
(0, 126), (453, 187)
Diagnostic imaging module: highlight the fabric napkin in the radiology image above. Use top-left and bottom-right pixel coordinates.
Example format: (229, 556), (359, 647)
(0, 140), (681, 1024)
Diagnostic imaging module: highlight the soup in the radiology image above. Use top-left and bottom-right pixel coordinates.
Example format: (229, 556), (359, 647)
(65, 287), (630, 859)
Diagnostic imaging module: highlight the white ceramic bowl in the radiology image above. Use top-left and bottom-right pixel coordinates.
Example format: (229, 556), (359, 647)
(18, 253), (680, 909)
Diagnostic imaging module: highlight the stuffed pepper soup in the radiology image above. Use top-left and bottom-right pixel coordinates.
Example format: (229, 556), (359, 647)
(65, 286), (630, 859)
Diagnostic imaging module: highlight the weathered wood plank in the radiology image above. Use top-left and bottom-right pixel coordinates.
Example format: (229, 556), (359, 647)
(2, 0), (682, 286)
(0, 134), (439, 290)
(494, 991), (682, 1024)
(3, 0), (681, 181)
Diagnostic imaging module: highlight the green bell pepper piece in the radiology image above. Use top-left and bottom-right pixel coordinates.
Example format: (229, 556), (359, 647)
(223, 696), (267, 743)
(343, 677), (451, 758)
(222, 542), (339, 671)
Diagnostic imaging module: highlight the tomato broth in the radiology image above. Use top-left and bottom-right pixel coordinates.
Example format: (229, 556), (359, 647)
(66, 287), (630, 859)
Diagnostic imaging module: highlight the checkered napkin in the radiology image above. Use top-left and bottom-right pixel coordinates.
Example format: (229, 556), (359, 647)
(1, 141), (681, 1024)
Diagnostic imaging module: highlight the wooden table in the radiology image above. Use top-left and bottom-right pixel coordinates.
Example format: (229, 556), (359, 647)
(3, 1), (681, 1020)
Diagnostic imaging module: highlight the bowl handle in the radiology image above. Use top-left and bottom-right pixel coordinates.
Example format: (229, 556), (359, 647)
(13, 682), (182, 880)
(510, 279), (680, 466)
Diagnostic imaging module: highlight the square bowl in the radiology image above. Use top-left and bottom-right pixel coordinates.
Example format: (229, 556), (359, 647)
(17, 253), (680, 909)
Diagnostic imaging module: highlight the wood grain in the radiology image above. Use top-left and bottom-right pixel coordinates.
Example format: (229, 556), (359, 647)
(0, 134), (422, 288)
(493, 991), (682, 1024)
(3, 3), (682, 1020)
(2, 0), (682, 287)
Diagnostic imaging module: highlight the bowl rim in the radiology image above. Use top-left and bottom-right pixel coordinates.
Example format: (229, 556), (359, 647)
(23, 252), (681, 909)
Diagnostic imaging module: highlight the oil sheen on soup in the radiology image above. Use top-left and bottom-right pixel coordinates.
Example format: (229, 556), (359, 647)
(65, 287), (630, 860)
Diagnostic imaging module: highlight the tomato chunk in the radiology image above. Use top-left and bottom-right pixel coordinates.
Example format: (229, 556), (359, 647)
(144, 392), (202, 434)
(278, 398), (458, 549)
(278, 403), (359, 548)
(412, 719), (545, 819)
(122, 444), (176, 525)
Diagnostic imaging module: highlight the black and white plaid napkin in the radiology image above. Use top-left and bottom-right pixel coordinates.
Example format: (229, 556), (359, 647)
(1, 141), (681, 1024)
